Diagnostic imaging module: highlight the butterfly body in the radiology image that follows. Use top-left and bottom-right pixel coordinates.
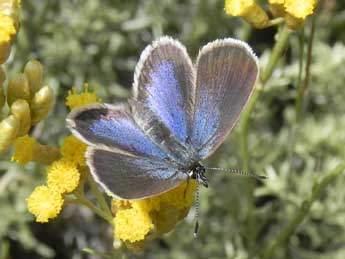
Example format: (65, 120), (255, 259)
(67, 36), (258, 200)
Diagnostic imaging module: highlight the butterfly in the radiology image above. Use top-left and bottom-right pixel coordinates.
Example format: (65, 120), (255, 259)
(66, 36), (259, 200)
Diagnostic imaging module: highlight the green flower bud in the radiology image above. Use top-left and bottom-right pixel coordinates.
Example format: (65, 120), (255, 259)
(11, 99), (31, 137)
(0, 86), (4, 108)
(0, 42), (11, 65)
(24, 60), (43, 97)
(0, 66), (6, 84)
(30, 86), (54, 124)
(0, 115), (20, 154)
(0, 67), (6, 108)
(7, 73), (30, 106)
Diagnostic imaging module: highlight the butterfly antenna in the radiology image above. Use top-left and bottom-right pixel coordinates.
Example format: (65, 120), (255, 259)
(205, 167), (267, 181)
(193, 183), (200, 237)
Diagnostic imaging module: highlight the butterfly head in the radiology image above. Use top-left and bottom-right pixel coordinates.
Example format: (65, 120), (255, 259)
(189, 163), (208, 188)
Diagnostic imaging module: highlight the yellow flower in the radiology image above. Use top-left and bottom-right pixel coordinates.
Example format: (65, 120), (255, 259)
(0, 13), (16, 44)
(112, 180), (198, 245)
(11, 135), (36, 165)
(26, 185), (64, 223)
(0, 0), (21, 64)
(12, 135), (60, 165)
(65, 84), (101, 110)
(224, 0), (269, 29)
(114, 208), (154, 243)
(268, 0), (284, 4)
(61, 135), (87, 166)
(268, 0), (317, 29)
(284, 0), (317, 19)
(47, 159), (80, 194)
(225, 0), (255, 16)
(268, 0), (286, 17)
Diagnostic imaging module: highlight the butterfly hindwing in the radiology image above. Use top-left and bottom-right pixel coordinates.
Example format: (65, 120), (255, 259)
(66, 103), (168, 160)
(191, 39), (259, 159)
(87, 147), (187, 199)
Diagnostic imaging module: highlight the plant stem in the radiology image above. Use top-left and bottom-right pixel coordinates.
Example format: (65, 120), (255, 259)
(68, 193), (113, 225)
(239, 24), (292, 252)
(86, 172), (112, 216)
(265, 17), (285, 28)
(295, 13), (316, 122)
(261, 163), (345, 259)
(240, 25), (292, 171)
(261, 25), (293, 85)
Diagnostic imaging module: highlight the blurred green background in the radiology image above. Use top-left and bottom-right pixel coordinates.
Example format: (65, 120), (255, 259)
(1, 0), (345, 258)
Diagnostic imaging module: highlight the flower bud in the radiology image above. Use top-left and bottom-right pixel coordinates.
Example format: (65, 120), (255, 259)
(0, 68), (5, 108)
(243, 4), (270, 29)
(7, 73), (30, 106)
(0, 66), (5, 84)
(30, 86), (54, 124)
(269, 3), (286, 18)
(0, 115), (20, 153)
(0, 85), (5, 108)
(24, 60), (43, 97)
(11, 99), (31, 137)
(0, 42), (11, 64)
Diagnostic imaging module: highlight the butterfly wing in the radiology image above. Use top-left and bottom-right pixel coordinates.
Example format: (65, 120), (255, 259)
(131, 37), (197, 163)
(86, 147), (186, 199)
(191, 39), (259, 159)
(66, 103), (168, 160)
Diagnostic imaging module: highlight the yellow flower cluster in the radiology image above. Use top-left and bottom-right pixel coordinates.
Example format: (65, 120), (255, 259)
(12, 135), (36, 165)
(225, 0), (269, 29)
(0, 60), (55, 154)
(112, 180), (198, 249)
(12, 135), (60, 165)
(26, 186), (64, 223)
(225, 0), (318, 29)
(65, 84), (101, 110)
(47, 159), (80, 193)
(270, 0), (317, 29)
(0, 0), (20, 63)
(61, 135), (87, 166)
(26, 158), (80, 223)
(25, 86), (99, 223)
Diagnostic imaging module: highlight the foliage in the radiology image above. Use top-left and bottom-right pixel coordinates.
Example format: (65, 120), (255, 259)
(1, 0), (345, 258)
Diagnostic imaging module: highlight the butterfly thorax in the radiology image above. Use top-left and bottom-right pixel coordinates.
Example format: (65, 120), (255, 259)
(188, 163), (208, 188)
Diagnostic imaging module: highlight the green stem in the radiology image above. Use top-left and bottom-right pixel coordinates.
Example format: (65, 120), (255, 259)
(286, 29), (305, 177)
(261, 163), (345, 259)
(239, 24), (292, 253)
(295, 13), (316, 122)
(239, 85), (262, 172)
(264, 17), (285, 28)
(240, 25), (292, 171)
(240, 23), (252, 42)
(261, 25), (293, 85)
(86, 172), (112, 216)
(68, 193), (113, 225)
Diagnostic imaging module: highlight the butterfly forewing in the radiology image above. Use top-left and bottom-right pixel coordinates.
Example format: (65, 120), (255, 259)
(191, 39), (259, 159)
(87, 148), (186, 199)
(66, 103), (168, 160)
(133, 36), (195, 145)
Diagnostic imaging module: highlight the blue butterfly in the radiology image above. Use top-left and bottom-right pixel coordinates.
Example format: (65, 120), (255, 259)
(66, 37), (259, 200)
